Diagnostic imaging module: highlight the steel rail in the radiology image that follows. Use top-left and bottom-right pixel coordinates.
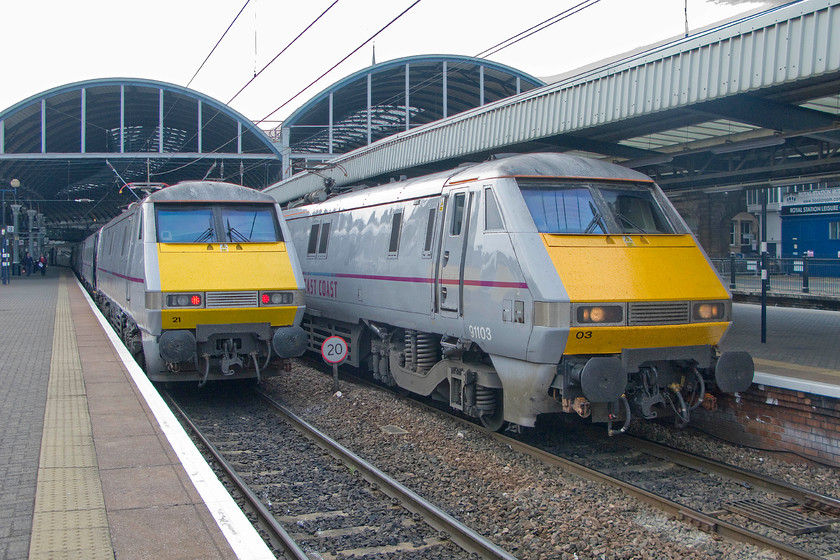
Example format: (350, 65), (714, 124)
(255, 389), (519, 560)
(163, 392), (310, 560)
(621, 433), (840, 514)
(491, 431), (825, 560)
(301, 358), (829, 559)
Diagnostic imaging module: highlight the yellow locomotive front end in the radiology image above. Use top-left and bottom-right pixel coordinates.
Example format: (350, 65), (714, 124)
(520, 176), (753, 430)
(157, 242), (302, 331)
(144, 189), (306, 384)
(548, 233), (731, 355)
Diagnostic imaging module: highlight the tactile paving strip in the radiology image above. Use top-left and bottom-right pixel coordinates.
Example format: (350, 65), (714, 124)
(28, 279), (114, 559)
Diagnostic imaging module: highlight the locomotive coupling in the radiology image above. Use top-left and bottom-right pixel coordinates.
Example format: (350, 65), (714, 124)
(159, 330), (196, 363)
(272, 326), (308, 358)
(713, 351), (754, 393)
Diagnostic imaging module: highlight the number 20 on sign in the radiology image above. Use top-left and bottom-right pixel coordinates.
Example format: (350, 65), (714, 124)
(321, 336), (347, 391)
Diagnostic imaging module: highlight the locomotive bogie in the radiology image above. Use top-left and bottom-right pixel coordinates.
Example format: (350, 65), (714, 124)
(278, 153), (754, 431)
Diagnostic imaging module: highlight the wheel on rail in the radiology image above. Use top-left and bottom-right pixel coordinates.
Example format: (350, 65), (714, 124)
(478, 388), (505, 432)
(123, 323), (144, 366)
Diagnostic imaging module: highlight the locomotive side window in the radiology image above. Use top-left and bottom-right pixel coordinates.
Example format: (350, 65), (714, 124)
(388, 211), (403, 256)
(484, 187), (504, 230)
(451, 193), (466, 236)
(317, 222), (331, 257)
(307, 221), (330, 258)
(121, 220), (131, 256)
(422, 208), (436, 258)
(307, 224), (320, 255)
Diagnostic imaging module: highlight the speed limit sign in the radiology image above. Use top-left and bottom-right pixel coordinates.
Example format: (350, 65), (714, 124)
(321, 336), (348, 364)
(321, 336), (347, 392)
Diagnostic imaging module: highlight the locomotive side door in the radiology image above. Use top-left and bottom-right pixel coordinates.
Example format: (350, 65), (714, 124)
(436, 188), (473, 317)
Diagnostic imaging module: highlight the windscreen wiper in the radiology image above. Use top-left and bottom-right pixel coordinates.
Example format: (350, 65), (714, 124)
(616, 213), (647, 234)
(194, 227), (215, 242)
(194, 217), (215, 242)
(226, 219), (250, 242)
(585, 201), (606, 234)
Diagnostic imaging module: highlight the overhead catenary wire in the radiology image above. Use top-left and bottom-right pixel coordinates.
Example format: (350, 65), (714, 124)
(125, 0), (596, 188)
(121, 0), (255, 191)
(152, 1), (345, 180)
(256, 0), (423, 126)
(155, 0), (577, 179)
(227, 0), (341, 105)
(475, 0), (602, 59)
(186, 0), (251, 88)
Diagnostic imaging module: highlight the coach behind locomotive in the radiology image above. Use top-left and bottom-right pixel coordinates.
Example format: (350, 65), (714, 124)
(276, 153), (753, 432)
(77, 181), (307, 385)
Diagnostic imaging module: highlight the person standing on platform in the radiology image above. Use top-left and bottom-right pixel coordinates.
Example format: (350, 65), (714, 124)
(38, 254), (47, 276)
(1, 239), (8, 285)
(22, 251), (33, 276)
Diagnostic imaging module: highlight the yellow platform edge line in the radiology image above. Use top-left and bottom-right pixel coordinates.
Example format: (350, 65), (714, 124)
(28, 277), (114, 560)
(753, 357), (840, 378)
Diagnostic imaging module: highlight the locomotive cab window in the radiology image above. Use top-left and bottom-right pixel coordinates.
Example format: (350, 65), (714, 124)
(522, 186), (601, 234)
(155, 203), (282, 243)
(157, 206), (215, 242)
(221, 206), (281, 242)
(520, 181), (685, 235)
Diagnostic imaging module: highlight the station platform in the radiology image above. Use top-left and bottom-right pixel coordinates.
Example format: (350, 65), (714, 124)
(1, 268), (838, 559)
(0, 268), (274, 560)
(723, 303), (840, 399)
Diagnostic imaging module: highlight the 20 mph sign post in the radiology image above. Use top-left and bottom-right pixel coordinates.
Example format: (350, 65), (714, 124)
(321, 336), (348, 391)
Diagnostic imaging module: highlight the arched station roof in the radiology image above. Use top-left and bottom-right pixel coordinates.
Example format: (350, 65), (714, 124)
(0, 78), (283, 242)
(277, 55), (544, 176)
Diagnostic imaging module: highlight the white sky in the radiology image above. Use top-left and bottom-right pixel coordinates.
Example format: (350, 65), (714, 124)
(1, 0), (781, 130)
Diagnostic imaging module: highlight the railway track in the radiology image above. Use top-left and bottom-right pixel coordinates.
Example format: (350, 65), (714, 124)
(164, 386), (516, 560)
(506, 426), (840, 560)
(302, 358), (840, 559)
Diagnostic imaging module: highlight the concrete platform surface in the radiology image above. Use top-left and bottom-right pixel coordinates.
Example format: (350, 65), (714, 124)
(0, 269), (274, 560)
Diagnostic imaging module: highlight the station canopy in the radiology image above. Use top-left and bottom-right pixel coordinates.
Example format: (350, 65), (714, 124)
(277, 55), (545, 177)
(0, 78), (283, 243)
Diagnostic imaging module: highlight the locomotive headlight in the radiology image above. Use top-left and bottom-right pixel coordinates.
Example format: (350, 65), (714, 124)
(692, 301), (728, 322)
(259, 290), (304, 306)
(164, 293), (204, 308)
(575, 304), (624, 325)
